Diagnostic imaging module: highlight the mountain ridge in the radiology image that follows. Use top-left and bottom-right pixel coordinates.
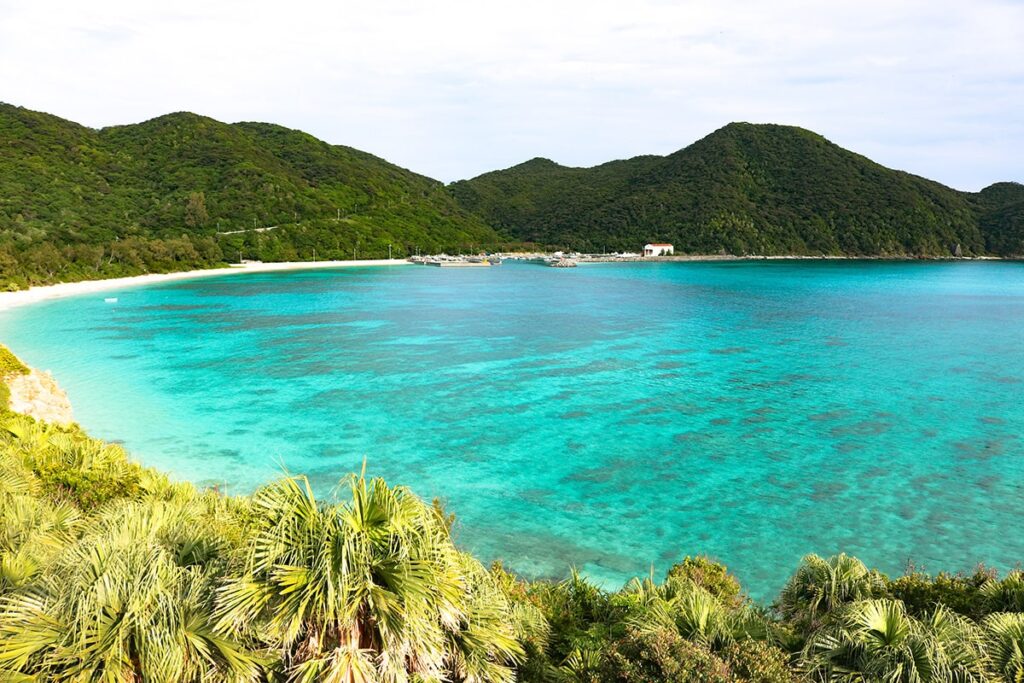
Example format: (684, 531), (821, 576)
(450, 122), (1021, 256)
(1, 103), (1021, 289)
(0, 102), (499, 287)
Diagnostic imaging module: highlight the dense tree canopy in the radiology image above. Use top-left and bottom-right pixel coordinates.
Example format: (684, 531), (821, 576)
(975, 184), (1024, 255)
(1, 103), (1020, 291)
(450, 124), (1023, 258)
(0, 103), (502, 289)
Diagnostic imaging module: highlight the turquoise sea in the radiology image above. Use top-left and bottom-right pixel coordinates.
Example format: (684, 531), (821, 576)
(1, 260), (1023, 600)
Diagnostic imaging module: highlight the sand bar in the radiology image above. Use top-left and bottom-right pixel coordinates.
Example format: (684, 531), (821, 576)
(0, 259), (411, 313)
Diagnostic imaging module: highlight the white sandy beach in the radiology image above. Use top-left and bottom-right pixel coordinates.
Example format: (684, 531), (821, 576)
(0, 259), (411, 313)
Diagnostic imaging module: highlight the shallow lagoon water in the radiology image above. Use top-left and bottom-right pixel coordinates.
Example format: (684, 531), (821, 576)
(2, 260), (1023, 600)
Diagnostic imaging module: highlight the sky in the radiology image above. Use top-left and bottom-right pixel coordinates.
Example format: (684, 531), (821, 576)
(1, 0), (1022, 190)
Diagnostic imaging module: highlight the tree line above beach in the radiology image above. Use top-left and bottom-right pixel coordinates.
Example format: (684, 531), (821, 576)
(2, 376), (1024, 682)
(1, 102), (1022, 289)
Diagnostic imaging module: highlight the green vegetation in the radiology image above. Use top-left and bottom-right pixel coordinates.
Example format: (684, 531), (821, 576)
(4, 103), (1020, 291)
(2, 403), (1024, 681)
(0, 345), (29, 408)
(0, 416), (526, 682)
(450, 124), (1024, 257)
(975, 183), (1024, 256)
(0, 103), (502, 289)
(0, 347), (28, 377)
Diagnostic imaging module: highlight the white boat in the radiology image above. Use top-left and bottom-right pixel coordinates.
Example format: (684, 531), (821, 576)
(104, 297), (118, 303)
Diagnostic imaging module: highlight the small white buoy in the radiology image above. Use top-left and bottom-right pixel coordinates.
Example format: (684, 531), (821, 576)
(104, 297), (118, 303)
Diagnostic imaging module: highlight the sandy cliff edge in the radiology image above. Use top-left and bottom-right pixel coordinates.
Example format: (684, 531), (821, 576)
(6, 366), (75, 425)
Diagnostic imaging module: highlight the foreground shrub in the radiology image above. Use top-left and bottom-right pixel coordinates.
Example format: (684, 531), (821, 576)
(0, 497), (258, 682)
(602, 627), (732, 682)
(0, 493), (79, 594)
(983, 572), (1024, 614)
(528, 569), (623, 669)
(886, 566), (995, 620)
(720, 639), (797, 683)
(600, 630), (794, 683)
(618, 572), (773, 649)
(778, 553), (884, 630)
(0, 345), (28, 410)
(666, 555), (743, 607)
(801, 599), (987, 682)
(216, 473), (524, 682)
(883, 566), (1024, 623)
(0, 346), (28, 377)
(983, 612), (1024, 682)
(0, 417), (143, 507)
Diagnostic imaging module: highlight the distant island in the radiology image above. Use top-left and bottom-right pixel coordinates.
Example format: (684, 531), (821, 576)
(1, 102), (1021, 290)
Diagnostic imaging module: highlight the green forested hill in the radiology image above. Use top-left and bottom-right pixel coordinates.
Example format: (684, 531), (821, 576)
(0, 104), (499, 287)
(978, 197), (1024, 255)
(2, 105), (1020, 290)
(973, 182), (1024, 255)
(974, 181), (1024, 212)
(450, 123), (1022, 257)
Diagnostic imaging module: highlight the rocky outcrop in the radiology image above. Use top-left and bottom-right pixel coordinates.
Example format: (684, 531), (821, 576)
(7, 367), (74, 424)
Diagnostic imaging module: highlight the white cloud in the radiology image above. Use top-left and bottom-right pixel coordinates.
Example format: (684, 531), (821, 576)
(0, 0), (1021, 189)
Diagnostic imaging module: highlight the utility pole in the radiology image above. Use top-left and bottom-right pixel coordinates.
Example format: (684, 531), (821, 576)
(336, 208), (340, 221)
(388, 243), (392, 260)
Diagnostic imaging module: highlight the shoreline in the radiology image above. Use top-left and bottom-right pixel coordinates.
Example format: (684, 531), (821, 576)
(1, 253), (1017, 313)
(0, 259), (410, 313)
(576, 253), (1015, 263)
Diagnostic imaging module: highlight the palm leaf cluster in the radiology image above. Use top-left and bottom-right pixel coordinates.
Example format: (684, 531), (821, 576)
(617, 573), (768, 648)
(803, 599), (986, 682)
(216, 473), (523, 682)
(1, 498), (259, 681)
(523, 563), (793, 682)
(782, 554), (1024, 683)
(511, 552), (1024, 683)
(0, 416), (525, 682)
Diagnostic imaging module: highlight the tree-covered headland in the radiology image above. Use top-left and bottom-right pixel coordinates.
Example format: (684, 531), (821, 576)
(0, 103), (504, 289)
(450, 124), (1024, 257)
(1, 350), (1023, 682)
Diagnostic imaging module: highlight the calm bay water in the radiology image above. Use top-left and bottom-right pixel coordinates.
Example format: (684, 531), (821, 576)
(2, 260), (1023, 599)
